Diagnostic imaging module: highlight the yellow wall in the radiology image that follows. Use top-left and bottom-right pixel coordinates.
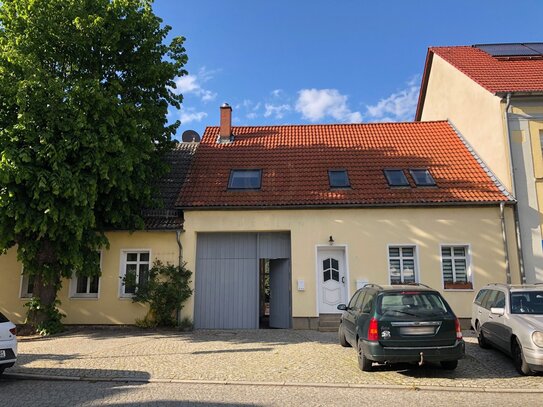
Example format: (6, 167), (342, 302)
(0, 207), (520, 324)
(420, 54), (511, 190)
(181, 206), (519, 319)
(526, 118), (543, 233)
(0, 231), (179, 324)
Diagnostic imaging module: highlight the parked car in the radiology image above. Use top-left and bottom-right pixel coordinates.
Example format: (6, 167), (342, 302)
(471, 283), (543, 375)
(337, 284), (464, 372)
(0, 312), (17, 376)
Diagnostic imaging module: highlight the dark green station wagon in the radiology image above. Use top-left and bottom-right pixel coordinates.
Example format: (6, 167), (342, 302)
(337, 284), (465, 371)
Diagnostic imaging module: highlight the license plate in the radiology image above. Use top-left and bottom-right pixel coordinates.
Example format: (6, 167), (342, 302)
(0, 350), (5, 359)
(400, 327), (435, 335)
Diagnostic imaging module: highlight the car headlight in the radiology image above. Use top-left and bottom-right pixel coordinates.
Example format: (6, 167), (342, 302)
(532, 331), (543, 348)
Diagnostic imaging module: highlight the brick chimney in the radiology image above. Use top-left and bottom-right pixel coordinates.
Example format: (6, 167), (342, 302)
(218, 103), (233, 143)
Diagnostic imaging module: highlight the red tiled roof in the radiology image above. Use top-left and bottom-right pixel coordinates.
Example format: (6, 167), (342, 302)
(431, 46), (543, 94)
(176, 121), (511, 208)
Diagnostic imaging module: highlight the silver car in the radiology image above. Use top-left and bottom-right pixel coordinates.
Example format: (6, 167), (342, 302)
(471, 283), (543, 375)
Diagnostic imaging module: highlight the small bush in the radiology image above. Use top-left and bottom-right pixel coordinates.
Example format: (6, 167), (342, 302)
(125, 260), (193, 327)
(24, 298), (66, 336)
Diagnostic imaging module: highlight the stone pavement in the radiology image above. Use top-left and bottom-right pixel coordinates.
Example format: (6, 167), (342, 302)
(6, 328), (543, 391)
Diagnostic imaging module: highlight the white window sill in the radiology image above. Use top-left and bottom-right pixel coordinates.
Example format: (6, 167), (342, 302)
(69, 296), (99, 300)
(119, 295), (136, 300)
(443, 289), (474, 292)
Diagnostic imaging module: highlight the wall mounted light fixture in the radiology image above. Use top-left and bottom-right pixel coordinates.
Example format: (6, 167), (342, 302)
(328, 235), (334, 245)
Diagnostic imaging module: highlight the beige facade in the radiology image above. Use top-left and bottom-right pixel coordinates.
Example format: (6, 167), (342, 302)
(0, 231), (179, 325)
(420, 54), (511, 190)
(180, 206), (519, 321)
(0, 206), (518, 326)
(419, 54), (543, 283)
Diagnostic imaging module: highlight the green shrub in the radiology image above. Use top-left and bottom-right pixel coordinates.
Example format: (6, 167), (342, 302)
(125, 260), (193, 327)
(24, 298), (65, 336)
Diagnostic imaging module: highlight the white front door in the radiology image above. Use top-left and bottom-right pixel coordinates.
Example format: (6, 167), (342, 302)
(317, 248), (347, 313)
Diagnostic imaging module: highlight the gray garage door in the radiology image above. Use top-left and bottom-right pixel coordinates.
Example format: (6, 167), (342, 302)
(195, 232), (290, 329)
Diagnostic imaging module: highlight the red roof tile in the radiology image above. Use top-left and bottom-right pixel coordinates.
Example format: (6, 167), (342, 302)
(430, 46), (543, 94)
(177, 121), (511, 208)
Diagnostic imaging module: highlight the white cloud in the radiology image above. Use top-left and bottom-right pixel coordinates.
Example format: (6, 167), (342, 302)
(365, 76), (420, 122)
(295, 89), (362, 123)
(179, 106), (207, 124)
(173, 67), (217, 103)
(271, 89), (284, 98)
(264, 103), (291, 119)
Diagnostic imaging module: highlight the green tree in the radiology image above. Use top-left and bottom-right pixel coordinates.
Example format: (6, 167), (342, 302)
(0, 0), (187, 333)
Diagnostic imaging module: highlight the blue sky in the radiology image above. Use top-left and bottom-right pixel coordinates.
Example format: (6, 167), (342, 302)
(153, 0), (543, 139)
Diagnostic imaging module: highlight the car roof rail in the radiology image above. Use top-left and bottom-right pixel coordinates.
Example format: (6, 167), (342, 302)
(403, 282), (433, 289)
(363, 283), (384, 290)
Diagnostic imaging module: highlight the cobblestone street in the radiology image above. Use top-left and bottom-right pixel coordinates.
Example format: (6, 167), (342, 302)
(5, 328), (542, 390)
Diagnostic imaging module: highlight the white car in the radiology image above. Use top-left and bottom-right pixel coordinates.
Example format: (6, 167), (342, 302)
(471, 284), (543, 375)
(0, 312), (17, 376)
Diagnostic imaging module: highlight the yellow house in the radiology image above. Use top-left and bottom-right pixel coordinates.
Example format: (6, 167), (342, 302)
(0, 143), (197, 325)
(175, 105), (517, 330)
(0, 104), (519, 329)
(416, 43), (543, 284)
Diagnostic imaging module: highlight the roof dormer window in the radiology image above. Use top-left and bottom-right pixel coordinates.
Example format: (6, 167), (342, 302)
(410, 169), (436, 186)
(384, 169), (409, 187)
(228, 169), (262, 190)
(328, 170), (350, 189)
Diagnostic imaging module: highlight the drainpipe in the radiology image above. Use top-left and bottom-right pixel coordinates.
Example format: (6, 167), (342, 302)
(176, 230), (183, 266)
(503, 93), (526, 283)
(175, 229), (183, 324)
(500, 202), (511, 284)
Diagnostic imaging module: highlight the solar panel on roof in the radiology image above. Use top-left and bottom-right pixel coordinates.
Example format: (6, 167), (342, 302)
(525, 43), (543, 54)
(475, 43), (543, 57)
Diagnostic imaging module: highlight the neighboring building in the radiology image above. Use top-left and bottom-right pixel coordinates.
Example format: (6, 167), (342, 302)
(416, 43), (543, 284)
(0, 142), (198, 325)
(175, 105), (517, 330)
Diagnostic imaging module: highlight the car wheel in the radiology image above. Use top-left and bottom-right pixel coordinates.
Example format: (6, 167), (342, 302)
(513, 339), (532, 376)
(440, 360), (458, 370)
(357, 338), (373, 372)
(476, 322), (491, 349)
(338, 324), (350, 348)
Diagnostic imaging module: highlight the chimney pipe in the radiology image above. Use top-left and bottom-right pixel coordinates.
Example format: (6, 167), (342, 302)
(219, 103), (232, 143)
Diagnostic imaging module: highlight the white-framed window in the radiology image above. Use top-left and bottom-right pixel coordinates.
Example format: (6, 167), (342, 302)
(388, 246), (417, 284)
(70, 252), (102, 299)
(120, 250), (150, 297)
(20, 271), (34, 298)
(441, 245), (472, 289)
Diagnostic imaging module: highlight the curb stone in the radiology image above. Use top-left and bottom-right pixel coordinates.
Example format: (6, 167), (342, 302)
(4, 372), (543, 394)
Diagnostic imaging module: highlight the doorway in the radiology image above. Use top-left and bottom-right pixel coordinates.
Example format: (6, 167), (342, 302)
(259, 258), (291, 328)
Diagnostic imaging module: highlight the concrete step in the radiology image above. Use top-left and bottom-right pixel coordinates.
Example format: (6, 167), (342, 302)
(318, 314), (341, 332)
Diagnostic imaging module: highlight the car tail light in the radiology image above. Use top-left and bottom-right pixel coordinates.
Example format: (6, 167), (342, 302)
(454, 318), (462, 340)
(368, 317), (379, 341)
(9, 327), (17, 336)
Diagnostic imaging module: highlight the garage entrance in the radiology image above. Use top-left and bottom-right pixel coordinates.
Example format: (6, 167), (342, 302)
(194, 232), (291, 329)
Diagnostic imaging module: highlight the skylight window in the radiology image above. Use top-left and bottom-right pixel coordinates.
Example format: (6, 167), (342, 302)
(228, 169), (262, 190)
(383, 170), (409, 187)
(410, 169), (436, 186)
(328, 170), (350, 188)
(384, 170), (409, 187)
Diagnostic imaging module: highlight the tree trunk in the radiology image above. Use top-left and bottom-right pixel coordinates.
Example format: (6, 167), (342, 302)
(27, 271), (61, 330)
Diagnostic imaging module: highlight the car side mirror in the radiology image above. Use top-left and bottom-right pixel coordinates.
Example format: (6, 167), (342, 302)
(337, 304), (348, 311)
(490, 307), (505, 316)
